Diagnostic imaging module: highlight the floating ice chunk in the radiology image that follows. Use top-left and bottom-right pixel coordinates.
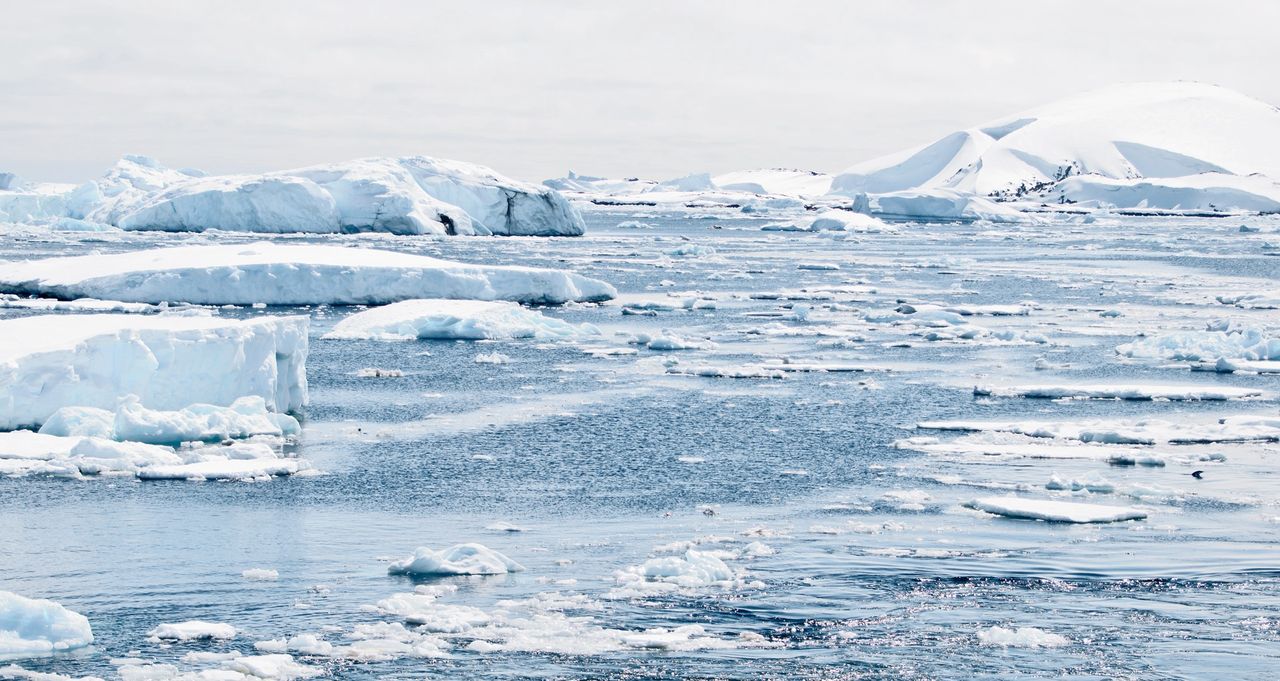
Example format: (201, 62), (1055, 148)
(972, 383), (1264, 401)
(666, 244), (716, 257)
(387, 544), (524, 576)
(1216, 291), (1280, 310)
(0, 664), (105, 680)
(0, 295), (157, 314)
(221, 653), (320, 680)
(242, 569), (279, 582)
(473, 352), (511, 365)
(918, 416), (1280, 445)
(611, 550), (746, 597)
(1045, 473), (1115, 494)
(629, 331), (718, 351)
(966, 496), (1147, 523)
(0, 314), (307, 430)
(0, 243), (616, 305)
(615, 220), (653, 229)
(0, 592), (94, 660)
(324, 299), (599, 341)
(147, 621), (236, 642)
(135, 444), (306, 481)
(977, 626), (1068, 648)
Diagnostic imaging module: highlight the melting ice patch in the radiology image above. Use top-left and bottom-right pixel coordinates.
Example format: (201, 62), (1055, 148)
(324, 299), (599, 341)
(977, 626), (1068, 648)
(0, 592), (94, 660)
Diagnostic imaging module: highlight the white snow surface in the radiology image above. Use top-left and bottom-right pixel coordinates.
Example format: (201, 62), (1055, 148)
(965, 496), (1147, 523)
(3, 155), (585, 236)
(324, 299), (599, 341)
(0, 314), (307, 430)
(0, 592), (94, 660)
(0, 242), (616, 305)
(387, 544), (525, 576)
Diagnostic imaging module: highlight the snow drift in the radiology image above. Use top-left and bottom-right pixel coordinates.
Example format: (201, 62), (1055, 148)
(0, 242), (617, 306)
(0, 314), (308, 430)
(1, 154), (585, 236)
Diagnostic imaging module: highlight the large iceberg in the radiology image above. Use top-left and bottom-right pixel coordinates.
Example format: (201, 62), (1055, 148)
(830, 82), (1280, 214)
(3, 154), (585, 236)
(325, 299), (601, 341)
(0, 591), (94, 659)
(0, 242), (616, 306)
(0, 314), (308, 430)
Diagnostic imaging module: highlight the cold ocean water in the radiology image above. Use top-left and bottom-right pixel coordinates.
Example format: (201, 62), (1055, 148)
(2, 208), (1279, 680)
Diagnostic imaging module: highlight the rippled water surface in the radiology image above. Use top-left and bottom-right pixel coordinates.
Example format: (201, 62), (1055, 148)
(2, 210), (1279, 679)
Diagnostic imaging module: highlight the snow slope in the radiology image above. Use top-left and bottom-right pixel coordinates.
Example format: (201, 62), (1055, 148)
(0, 314), (308, 430)
(831, 82), (1280, 211)
(3, 155), (585, 236)
(0, 242), (617, 306)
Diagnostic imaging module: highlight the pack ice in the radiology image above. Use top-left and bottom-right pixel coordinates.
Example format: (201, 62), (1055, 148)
(0, 591), (94, 659)
(0, 154), (586, 236)
(0, 242), (616, 306)
(0, 314), (307, 430)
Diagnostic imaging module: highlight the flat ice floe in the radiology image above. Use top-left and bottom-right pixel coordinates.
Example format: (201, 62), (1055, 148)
(965, 496), (1147, 523)
(0, 591), (94, 659)
(972, 383), (1265, 401)
(324, 299), (599, 341)
(0, 242), (616, 306)
(0, 314), (307, 430)
(387, 544), (525, 576)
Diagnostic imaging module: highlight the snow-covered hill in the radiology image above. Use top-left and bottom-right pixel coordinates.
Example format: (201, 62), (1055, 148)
(0, 155), (586, 236)
(831, 82), (1280, 212)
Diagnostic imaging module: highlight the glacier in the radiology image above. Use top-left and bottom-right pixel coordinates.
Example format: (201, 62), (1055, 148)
(0, 242), (617, 306)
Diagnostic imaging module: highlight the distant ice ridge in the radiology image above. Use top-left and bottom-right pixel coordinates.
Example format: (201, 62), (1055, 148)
(0, 154), (586, 236)
(0, 242), (616, 306)
(325, 299), (600, 341)
(0, 591), (94, 659)
(0, 314), (307, 431)
(830, 82), (1280, 213)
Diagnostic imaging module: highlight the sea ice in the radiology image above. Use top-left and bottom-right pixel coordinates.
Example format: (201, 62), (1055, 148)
(387, 544), (525, 576)
(0, 592), (94, 659)
(965, 496), (1147, 523)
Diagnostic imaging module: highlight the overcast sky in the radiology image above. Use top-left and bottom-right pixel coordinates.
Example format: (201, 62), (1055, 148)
(4, 0), (1278, 184)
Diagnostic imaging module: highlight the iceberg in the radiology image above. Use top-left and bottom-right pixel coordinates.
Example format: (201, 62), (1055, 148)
(5, 155), (585, 236)
(0, 314), (307, 431)
(324, 299), (600, 341)
(0, 242), (616, 306)
(830, 82), (1280, 214)
(0, 592), (94, 660)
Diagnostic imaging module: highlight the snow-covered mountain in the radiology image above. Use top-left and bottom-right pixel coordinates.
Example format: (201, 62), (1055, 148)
(831, 82), (1280, 212)
(0, 155), (586, 236)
